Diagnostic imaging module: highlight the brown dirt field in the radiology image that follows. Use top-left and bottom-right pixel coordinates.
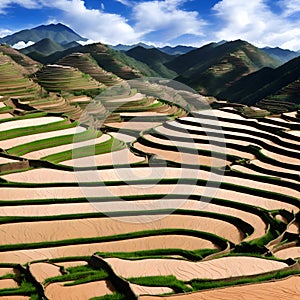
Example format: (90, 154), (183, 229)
(0, 198), (265, 241)
(142, 134), (255, 160)
(275, 247), (300, 259)
(134, 142), (229, 167)
(130, 283), (173, 296)
(261, 148), (300, 165)
(0, 116), (64, 132)
(109, 132), (137, 143)
(61, 148), (145, 167)
(287, 222), (299, 234)
(140, 276), (300, 300)
(0, 268), (14, 277)
(0, 184), (297, 213)
(287, 130), (300, 137)
(0, 235), (217, 264)
(108, 121), (162, 131)
(0, 279), (18, 289)
(54, 261), (88, 269)
(29, 263), (61, 283)
(0, 127), (86, 149)
(105, 257), (287, 281)
(23, 134), (111, 160)
(0, 157), (18, 164)
(45, 280), (114, 300)
(0, 214), (242, 244)
(0, 113), (13, 120)
(251, 160), (300, 176)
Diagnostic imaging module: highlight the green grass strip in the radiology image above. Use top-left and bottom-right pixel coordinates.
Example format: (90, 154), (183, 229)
(128, 275), (192, 293)
(7, 128), (101, 156)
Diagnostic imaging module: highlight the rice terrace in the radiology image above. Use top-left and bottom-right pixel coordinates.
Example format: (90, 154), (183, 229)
(0, 10), (299, 300)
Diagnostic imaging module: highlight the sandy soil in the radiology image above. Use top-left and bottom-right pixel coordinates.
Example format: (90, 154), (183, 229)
(0, 184), (297, 213)
(108, 121), (162, 131)
(287, 222), (299, 234)
(105, 257), (287, 281)
(231, 165), (299, 184)
(130, 283), (173, 296)
(61, 148), (145, 167)
(23, 134), (111, 160)
(0, 126), (86, 149)
(0, 214), (242, 244)
(109, 132), (137, 143)
(261, 148), (299, 165)
(54, 261), (88, 269)
(195, 109), (245, 120)
(45, 280), (114, 300)
(134, 142), (228, 167)
(0, 235), (217, 264)
(0, 198), (265, 241)
(0, 113), (13, 120)
(275, 247), (300, 259)
(106, 92), (145, 103)
(0, 268), (14, 277)
(251, 160), (300, 176)
(29, 263), (61, 283)
(140, 276), (300, 300)
(0, 157), (18, 164)
(142, 134), (255, 160)
(287, 130), (300, 137)
(0, 279), (18, 289)
(0, 116), (64, 132)
(168, 119), (298, 152)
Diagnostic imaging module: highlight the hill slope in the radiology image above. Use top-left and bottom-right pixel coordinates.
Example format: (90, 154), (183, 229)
(38, 43), (158, 79)
(0, 23), (86, 46)
(218, 56), (300, 112)
(172, 40), (281, 95)
(126, 46), (177, 78)
(261, 47), (299, 63)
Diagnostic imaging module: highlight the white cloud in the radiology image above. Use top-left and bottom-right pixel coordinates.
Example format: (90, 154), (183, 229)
(0, 0), (39, 13)
(114, 0), (132, 6)
(12, 40), (35, 49)
(279, 0), (300, 17)
(212, 0), (300, 50)
(133, 0), (207, 43)
(0, 28), (13, 38)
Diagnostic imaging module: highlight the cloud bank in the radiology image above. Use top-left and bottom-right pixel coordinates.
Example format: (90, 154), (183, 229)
(0, 0), (299, 50)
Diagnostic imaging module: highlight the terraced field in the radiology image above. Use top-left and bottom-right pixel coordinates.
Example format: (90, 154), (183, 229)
(0, 50), (299, 299)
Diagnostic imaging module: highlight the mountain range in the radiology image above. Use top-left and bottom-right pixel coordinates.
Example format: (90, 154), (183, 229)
(0, 23), (299, 113)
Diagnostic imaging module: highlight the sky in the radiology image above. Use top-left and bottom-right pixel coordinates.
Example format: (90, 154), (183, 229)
(0, 0), (300, 50)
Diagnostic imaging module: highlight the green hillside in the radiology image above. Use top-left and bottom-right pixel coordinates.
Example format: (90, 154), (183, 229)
(219, 56), (300, 112)
(126, 46), (177, 78)
(171, 40), (281, 95)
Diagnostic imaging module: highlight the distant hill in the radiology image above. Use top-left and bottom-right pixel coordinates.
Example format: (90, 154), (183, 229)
(0, 44), (40, 74)
(110, 43), (154, 52)
(261, 47), (299, 63)
(126, 46), (177, 78)
(20, 38), (80, 56)
(158, 45), (196, 55)
(218, 56), (300, 112)
(36, 42), (158, 80)
(171, 40), (281, 95)
(0, 23), (86, 46)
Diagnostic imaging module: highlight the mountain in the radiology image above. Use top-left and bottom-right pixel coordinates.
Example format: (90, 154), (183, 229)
(171, 40), (281, 95)
(20, 38), (80, 56)
(35, 42), (158, 80)
(110, 42), (154, 52)
(218, 56), (300, 112)
(126, 46), (177, 78)
(158, 45), (196, 55)
(261, 47), (299, 63)
(0, 23), (86, 46)
(0, 44), (40, 74)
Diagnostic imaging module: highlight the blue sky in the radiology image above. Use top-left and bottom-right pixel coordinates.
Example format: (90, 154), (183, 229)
(0, 0), (300, 50)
